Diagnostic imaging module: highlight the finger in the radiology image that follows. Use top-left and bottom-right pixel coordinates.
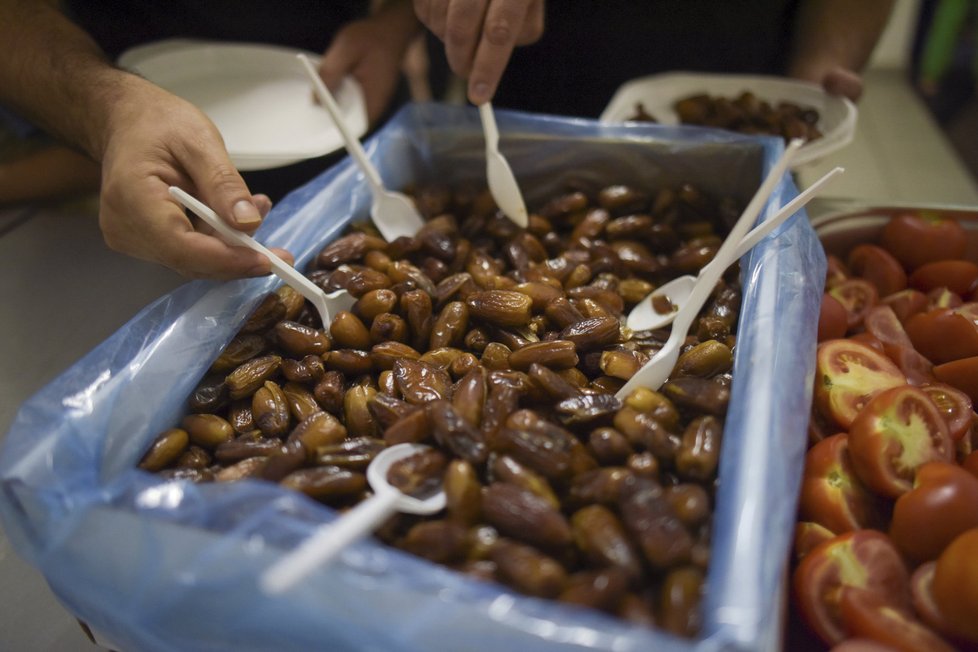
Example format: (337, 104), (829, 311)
(822, 68), (863, 102)
(319, 32), (359, 92)
(173, 132), (263, 231)
(253, 193), (273, 218)
(515, 0), (545, 45)
(164, 229), (274, 280)
(445, 0), (489, 78)
(417, 0), (451, 40)
(467, 0), (526, 104)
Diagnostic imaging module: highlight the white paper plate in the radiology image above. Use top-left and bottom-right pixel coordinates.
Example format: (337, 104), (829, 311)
(600, 72), (857, 168)
(118, 39), (367, 171)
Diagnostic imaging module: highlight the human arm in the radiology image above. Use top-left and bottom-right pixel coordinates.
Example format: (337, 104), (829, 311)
(0, 0), (287, 279)
(787, 0), (896, 101)
(318, 0), (422, 124)
(413, 0), (544, 105)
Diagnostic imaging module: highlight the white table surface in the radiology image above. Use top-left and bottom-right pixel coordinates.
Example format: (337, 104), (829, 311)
(1, 68), (977, 652)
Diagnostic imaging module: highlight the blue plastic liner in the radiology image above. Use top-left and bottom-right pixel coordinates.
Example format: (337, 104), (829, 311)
(0, 104), (825, 652)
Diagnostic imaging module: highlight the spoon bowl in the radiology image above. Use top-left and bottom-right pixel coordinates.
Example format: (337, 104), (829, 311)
(479, 103), (528, 227)
(626, 166), (843, 331)
(297, 54), (425, 241)
(616, 138), (804, 398)
(260, 443), (445, 594)
(168, 186), (355, 326)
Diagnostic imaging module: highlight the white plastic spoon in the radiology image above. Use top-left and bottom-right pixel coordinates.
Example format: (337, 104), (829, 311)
(260, 443), (447, 594)
(479, 103), (528, 228)
(614, 138), (804, 399)
(297, 54), (425, 241)
(626, 166), (844, 331)
(169, 186), (355, 326)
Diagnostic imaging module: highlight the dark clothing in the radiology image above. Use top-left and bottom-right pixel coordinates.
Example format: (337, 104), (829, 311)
(63, 0), (370, 59)
(487, 0), (801, 118)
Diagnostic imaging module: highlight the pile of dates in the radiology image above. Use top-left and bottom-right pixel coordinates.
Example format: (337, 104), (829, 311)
(139, 180), (747, 637)
(630, 91), (823, 144)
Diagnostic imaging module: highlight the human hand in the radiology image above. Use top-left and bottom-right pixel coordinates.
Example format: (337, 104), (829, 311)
(319, 3), (420, 124)
(97, 76), (293, 279)
(414, 0), (544, 105)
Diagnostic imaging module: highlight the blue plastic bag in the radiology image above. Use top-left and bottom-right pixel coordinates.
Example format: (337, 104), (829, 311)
(0, 104), (824, 652)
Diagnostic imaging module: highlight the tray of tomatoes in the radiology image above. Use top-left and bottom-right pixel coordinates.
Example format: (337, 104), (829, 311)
(788, 206), (978, 652)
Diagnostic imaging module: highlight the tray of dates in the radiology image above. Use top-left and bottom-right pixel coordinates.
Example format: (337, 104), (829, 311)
(0, 104), (825, 652)
(788, 205), (978, 651)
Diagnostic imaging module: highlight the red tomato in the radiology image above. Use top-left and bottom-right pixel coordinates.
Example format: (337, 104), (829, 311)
(921, 383), (975, 441)
(889, 461), (978, 563)
(847, 385), (954, 498)
(829, 279), (880, 330)
(905, 308), (978, 364)
(882, 344), (935, 387)
(800, 433), (886, 534)
(910, 563), (953, 639)
(933, 356), (978, 403)
(827, 253), (852, 289)
(820, 293), (850, 341)
(849, 244), (908, 298)
(964, 450), (978, 478)
(814, 339), (906, 429)
(931, 528), (978, 642)
(880, 212), (968, 271)
(864, 305), (912, 349)
(794, 521), (836, 561)
(926, 286), (963, 310)
(909, 260), (978, 295)
(881, 289), (929, 324)
(793, 530), (911, 646)
(839, 587), (957, 652)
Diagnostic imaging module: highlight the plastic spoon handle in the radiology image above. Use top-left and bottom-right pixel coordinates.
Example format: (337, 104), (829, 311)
(260, 489), (401, 594)
(479, 103), (500, 150)
(168, 187), (322, 307)
(671, 138), (805, 338)
(296, 54), (384, 197)
(731, 166), (844, 259)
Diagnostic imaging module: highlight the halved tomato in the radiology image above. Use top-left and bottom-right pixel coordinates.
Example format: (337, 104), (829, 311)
(793, 530), (911, 646)
(905, 308), (978, 364)
(931, 528), (978, 643)
(882, 344), (934, 387)
(933, 356), (978, 403)
(820, 293), (850, 341)
(848, 244), (908, 298)
(800, 433), (886, 534)
(827, 254), (852, 289)
(847, 385), (953, 498)
(814, 339), (907, 429)
(926, 287), (963, 310)
(889, 461), (978, 563)
(864, 305), (912, 349)
(839, 586), (957, 652)
(829, 279), (880, 330)
(794, 521), (836, 561)
(881, 289), (929, 323)
(880, 212), (968, 271)
(921, 383), (975, 441)
(909, 260), (978, 296)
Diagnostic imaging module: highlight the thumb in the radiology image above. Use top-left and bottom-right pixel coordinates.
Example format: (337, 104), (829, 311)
(319, 33), (360, 92)
(180, 143), (263, 231)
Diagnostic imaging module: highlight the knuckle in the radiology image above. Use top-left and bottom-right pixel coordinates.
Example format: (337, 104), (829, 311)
(484, 18), (515, 46)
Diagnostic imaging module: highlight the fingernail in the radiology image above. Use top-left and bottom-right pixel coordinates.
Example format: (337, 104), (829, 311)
(233, 200), (262, 226)
(471, 83), (490, 104)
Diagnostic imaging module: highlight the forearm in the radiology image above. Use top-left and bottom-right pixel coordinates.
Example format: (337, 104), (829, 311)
(788, 0), (896, 80)
(0, 0), (138, 159)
